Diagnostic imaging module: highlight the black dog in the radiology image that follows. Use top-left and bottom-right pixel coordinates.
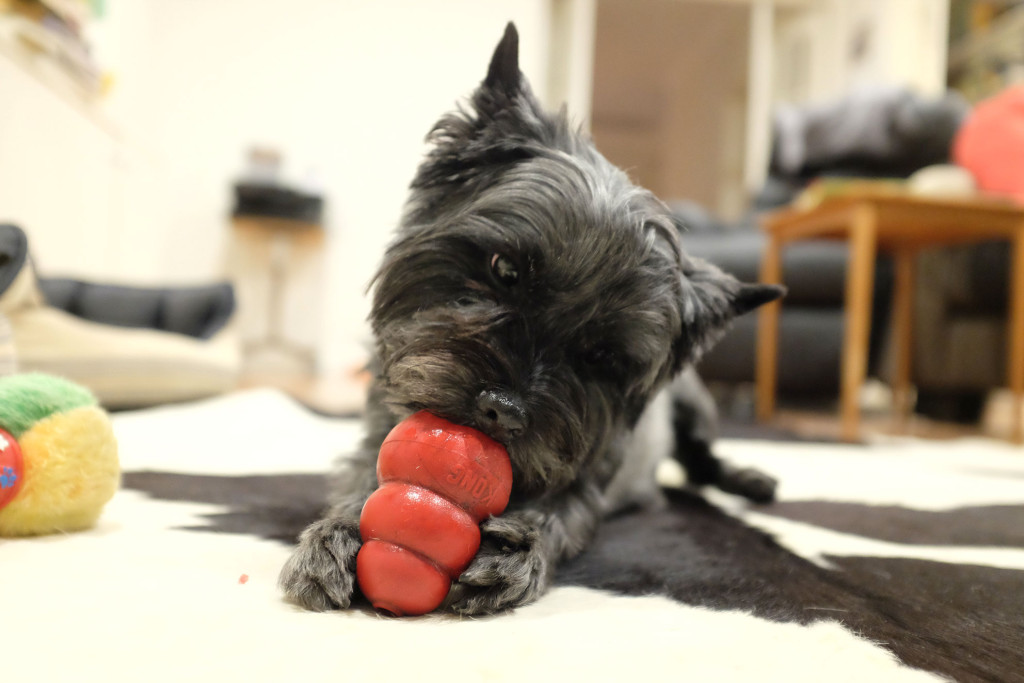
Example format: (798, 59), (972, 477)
(279, 23), (784, 616)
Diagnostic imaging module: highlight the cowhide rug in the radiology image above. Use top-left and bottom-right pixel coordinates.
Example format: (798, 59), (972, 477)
(4, 390), (1022, 682)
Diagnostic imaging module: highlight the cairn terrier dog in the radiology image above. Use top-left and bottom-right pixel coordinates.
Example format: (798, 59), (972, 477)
(280, 23), (784, 616)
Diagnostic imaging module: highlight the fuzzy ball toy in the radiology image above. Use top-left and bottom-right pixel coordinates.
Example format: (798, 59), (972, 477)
(0, 373), (119, 536)
(356, 411), (512, 616)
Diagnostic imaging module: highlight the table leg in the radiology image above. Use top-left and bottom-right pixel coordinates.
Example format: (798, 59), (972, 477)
(1008, 230), (1024, 444)
(891, 249), (916, 423)
(840, 205), (878, 442)
(756, 232), (783, 422)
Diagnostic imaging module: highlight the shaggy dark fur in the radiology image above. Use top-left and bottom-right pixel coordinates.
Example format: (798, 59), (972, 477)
(279, 23), (784, 616)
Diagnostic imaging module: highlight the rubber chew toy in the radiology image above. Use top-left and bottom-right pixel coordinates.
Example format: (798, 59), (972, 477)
(356, 411), (512, 616)
(0, 373), (119, 536)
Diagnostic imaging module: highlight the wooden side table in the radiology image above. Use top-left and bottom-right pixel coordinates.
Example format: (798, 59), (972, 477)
(230, 215), (325, 371)
(755, 195), (1024, 443)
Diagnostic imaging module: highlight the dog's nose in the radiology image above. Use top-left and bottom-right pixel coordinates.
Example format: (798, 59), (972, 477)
(475, 389), (528, 443)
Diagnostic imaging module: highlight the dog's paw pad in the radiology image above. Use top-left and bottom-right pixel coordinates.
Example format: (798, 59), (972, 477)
(279, 517), (362, 611)
(444, 513), (547, 615)
(720, 465), (777, 504)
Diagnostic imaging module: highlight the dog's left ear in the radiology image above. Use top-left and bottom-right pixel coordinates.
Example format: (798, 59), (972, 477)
(733, 281), (787, 316)
(671, 256), (785, 372)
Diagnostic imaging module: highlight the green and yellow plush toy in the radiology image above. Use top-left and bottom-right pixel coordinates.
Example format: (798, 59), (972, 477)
(0, 373), (119, 536)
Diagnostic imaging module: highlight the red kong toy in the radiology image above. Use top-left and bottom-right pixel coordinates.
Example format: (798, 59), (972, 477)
(356, 411), (513, 616)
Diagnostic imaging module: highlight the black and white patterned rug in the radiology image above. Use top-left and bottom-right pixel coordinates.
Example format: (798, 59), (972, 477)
(5, 390), (1023, 682)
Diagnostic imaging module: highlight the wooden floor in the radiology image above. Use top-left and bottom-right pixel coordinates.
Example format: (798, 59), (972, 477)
(749, 389), (1024, 443)
(769, 408), (986, 442)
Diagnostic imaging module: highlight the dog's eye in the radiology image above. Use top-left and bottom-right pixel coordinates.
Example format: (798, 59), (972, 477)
(582, 345), (617, 368)
(490, 254), (519, 287)
(580, 344), (636, 381)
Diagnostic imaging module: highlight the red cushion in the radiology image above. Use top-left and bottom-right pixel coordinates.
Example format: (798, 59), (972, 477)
(954, 86), (1024, 201)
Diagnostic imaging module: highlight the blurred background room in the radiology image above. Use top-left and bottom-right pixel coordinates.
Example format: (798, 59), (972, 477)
(2, 0), (1023, 440)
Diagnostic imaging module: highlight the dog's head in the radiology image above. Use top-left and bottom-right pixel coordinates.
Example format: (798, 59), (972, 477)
(370, 24), (782, 495)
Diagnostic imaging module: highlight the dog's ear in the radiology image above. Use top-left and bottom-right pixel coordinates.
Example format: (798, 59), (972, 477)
(484, 22), (522, 98)
(407, 23), (545, 209)
(733, 281), (787, 316)
(472, 22), (539, 120)
(671, 256), (785, 372)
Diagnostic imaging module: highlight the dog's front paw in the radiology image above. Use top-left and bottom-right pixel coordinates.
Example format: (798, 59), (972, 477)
(718, 464), (777, 504)
(278, 516), (362, 611)
(444, 511), (548, 616)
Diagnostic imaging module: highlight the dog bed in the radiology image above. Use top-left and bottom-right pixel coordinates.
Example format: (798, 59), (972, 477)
(4, 389), (1022, 682)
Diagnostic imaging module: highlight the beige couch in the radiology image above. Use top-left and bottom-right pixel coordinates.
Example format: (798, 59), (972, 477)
(0, 225), (241, 408)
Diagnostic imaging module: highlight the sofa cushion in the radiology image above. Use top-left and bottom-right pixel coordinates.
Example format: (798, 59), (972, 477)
(161, 284), (236, 339)
(681, 231), (850, 306)
(39, 279), (236, 340)
(9, 305), (241, 409)
(697, 309), (845, 395)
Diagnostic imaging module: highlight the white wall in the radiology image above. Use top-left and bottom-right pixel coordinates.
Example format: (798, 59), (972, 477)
(0, 57), (123, 276)
(2, 0), (555, 373)
(773, 0), (950, 105)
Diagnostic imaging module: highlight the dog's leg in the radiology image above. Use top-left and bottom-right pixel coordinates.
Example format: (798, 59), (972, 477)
(444, 480), (604, 615)
(278, 374), (405, 610)
(278, 445), (379, 611)
(670, 368), (777, 503)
